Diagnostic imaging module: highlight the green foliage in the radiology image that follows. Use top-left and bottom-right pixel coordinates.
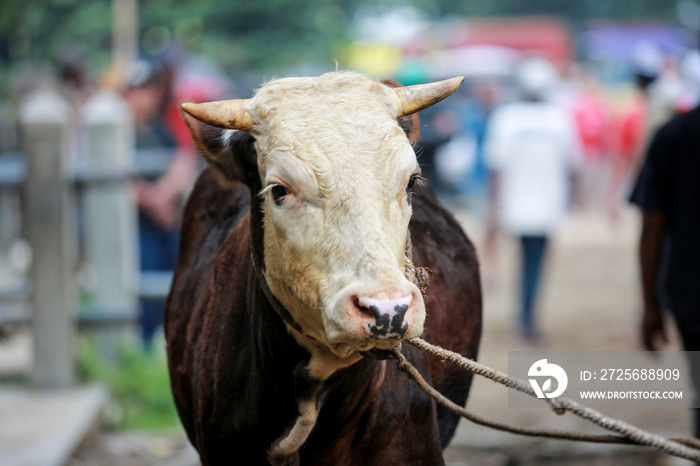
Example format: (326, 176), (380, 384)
(1, 1), (112, 64)
(0, 0), (687, 95)
(0, 0), (361, 85)
(77, 338), (180, 431)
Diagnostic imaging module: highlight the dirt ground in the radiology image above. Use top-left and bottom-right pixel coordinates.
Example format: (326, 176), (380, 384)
(441, 206), (694, 466)
(61, 206), (700, 465)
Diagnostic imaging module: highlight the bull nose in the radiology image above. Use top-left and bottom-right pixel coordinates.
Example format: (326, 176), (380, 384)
(352, 292), (414, 339)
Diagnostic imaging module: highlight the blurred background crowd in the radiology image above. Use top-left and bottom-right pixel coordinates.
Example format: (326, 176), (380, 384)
(2, 1), (700, 464)
(2, 1), (700, 335)
(7, 0), (700, 342)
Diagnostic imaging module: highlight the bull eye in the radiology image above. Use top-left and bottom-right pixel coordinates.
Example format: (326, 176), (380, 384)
(271, 185), (290, 206)
(407, 174), (424, 193)
(407, 175), (418, 190)
(406, 174), (425, 204)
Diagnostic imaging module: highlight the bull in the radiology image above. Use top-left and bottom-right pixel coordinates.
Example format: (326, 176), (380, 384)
(165, 71), (482, 465)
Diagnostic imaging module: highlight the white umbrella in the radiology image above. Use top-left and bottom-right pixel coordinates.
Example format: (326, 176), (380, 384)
(427, 45), (522, 80)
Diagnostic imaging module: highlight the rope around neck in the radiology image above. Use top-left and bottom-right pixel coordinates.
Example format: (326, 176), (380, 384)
(392, 338), (700, 462)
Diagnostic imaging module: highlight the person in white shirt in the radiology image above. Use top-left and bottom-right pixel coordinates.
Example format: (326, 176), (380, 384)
(484, 57), (582, 342)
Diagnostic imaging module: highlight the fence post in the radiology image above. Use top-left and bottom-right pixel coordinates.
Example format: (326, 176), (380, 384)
(0, 100), (22, 281)
(81, 90), (138, 358)
(20, 89), (76, 388)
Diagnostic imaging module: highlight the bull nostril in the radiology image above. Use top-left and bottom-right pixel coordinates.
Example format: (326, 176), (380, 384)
(356, 295), (413, 313)
(353, 296), (376, 319)
(356, 294), (411, 339)
(339, 289), (422, 342)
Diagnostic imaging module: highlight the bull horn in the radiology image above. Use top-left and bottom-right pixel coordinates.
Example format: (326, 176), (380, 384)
(180, 99), (254, 131)
(391, 76), (464, 118)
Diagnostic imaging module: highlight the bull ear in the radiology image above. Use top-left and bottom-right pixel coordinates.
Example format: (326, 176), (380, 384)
(380, 79), (421, 144)
(180, 104), (258, 188)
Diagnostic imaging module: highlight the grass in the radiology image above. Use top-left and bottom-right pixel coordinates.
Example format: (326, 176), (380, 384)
(77, 336), (181, 431)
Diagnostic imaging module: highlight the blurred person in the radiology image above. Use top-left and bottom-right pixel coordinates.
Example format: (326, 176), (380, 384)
(124, 58), (188, 233)
(676, 39), (700, 113)
(433, 79), (500, 214)
(484, 57), (582, 342)
(630, 58), (700, 441)
(569, 67), (612, 211)
(56, 46), (94, 109)
(55, 47), (96, 157)
(651, 53), (685, 114)
(122, 54), (224, 351)
(130, 53), (217, 233)
(122, 59), (181, 351)
(459, 80), (500, 210)
(607, 42), (673, 220)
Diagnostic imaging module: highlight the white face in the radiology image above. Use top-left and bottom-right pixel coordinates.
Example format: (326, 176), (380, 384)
(248, 73), (426, 357)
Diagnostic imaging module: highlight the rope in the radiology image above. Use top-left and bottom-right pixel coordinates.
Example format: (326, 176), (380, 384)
(395, 338), (700, 462)
(390, 347), (625, 443)
(252, 229), (700, 459)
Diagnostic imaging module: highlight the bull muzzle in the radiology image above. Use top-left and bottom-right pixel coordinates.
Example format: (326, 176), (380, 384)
(326, 282), (425, 348)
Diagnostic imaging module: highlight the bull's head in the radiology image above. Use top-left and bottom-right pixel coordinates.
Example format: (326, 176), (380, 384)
(181, 72), (461, 366)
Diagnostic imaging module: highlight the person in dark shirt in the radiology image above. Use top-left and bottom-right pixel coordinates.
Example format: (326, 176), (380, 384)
(122, 55), (227, 351)
(630, 103), (700, 437)
(124, 59), (195, 351)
